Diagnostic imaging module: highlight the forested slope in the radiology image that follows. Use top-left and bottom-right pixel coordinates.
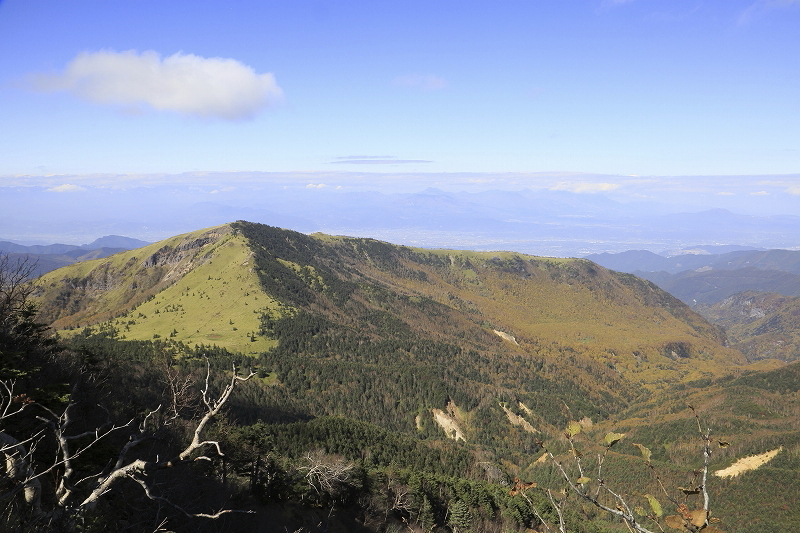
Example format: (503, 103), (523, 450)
(20, 222), (797, 532)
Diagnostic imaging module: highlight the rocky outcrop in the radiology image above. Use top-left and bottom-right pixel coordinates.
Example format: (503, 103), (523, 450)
(141, 236), (214, 268)
(431, 409), (466, 442)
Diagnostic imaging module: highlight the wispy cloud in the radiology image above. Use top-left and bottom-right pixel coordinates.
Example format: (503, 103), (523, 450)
(739, 0), (800, 24)
(331, 156), (432, 165)
(31, 50), (283, 120)
(393, 74), (448, 91)
(306, 183), (327, 188)
(550, 181), (620, 193)
(750, 190), (770, 195)
(335, 155), (394, 160)
(46, 183), (87, 193)
(598, 0), (638, 10)
(717, 191), (735, 196)
(787, 186), (800, 195)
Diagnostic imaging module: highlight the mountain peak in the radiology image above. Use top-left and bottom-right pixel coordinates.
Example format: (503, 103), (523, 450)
(82, 235), (151, 250)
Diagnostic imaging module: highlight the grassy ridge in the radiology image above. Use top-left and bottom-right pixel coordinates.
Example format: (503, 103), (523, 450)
(36, 225), (281, 353)
(37, 221), (745, 387)
(307, 229), (745, 387)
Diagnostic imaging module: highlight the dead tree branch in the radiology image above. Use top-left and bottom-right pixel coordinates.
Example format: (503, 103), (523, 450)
(522, 410), (720, 533)
(0, 363), (254, 526)
(299, 451), (355, 496)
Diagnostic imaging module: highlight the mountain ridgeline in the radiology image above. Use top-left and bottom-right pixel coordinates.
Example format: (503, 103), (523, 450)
(34, 221), (747, 445)
(29, 221), (800, 533)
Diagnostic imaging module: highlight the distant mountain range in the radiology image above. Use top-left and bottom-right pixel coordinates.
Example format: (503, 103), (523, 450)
(587, 247), (800, 363)
(4, 183), (800, 256)
(586, 248), (800, 305)
(0, 235), (150, 277)
(0, 235), (150, 254)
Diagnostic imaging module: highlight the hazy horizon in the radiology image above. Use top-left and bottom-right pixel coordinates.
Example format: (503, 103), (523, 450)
(3, 170), (800, 257)
(2, 1), (799, 254)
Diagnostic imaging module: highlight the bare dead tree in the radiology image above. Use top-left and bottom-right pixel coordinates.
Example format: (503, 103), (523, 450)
(0, 362), (254, 529)
(0, 254), (38, 326)
(299, 450), (355, 498)
(0, 381), (43, 517)
(160, 351), (199, 425)
(0, 254), (58, 380)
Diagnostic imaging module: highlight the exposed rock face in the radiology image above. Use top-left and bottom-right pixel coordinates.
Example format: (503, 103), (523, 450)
(493, 329), (519, 345)
(141, 237), (215, 268)
(431, 409), (466, 442)
(499, 403), (537, 433)
(714, 447), (783, 478)
(62, 264), (121, 292)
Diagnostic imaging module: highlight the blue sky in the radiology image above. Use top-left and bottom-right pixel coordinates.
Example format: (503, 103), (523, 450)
(1, 0), (799, 179)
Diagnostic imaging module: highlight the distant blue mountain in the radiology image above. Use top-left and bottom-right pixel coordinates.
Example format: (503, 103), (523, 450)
(0, 235), (149, 255)
(586, 248), (800, 305)
(586, 248), (800, 276)
(0, 235), (152, 278)
(81, 235), (150, 250)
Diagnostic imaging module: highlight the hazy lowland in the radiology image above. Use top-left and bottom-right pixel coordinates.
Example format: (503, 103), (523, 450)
(3, 214), (799, 533)
(5, 172), (800, 256)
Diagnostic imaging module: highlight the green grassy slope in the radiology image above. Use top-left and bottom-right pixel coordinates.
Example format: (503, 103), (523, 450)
(35, 224), (280, 353)
(307, 226), (742, 387)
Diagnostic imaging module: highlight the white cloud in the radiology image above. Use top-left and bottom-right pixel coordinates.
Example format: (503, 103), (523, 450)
(46, 183), (87, 193)
(306, 183), (327, 188)
(716, 191), (735, 196)
(33, 50), (283, 120)
(550, 182), (620, 193)
(393, 74), (448, 91)
(787, 186), (800, 195)
(750, 190), (770, 195)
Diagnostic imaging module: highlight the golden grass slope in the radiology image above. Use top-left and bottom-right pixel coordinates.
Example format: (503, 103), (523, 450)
(35, 224), (280, 354)
(37, 222), (745, 384)
(319, 238), (746, 387)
